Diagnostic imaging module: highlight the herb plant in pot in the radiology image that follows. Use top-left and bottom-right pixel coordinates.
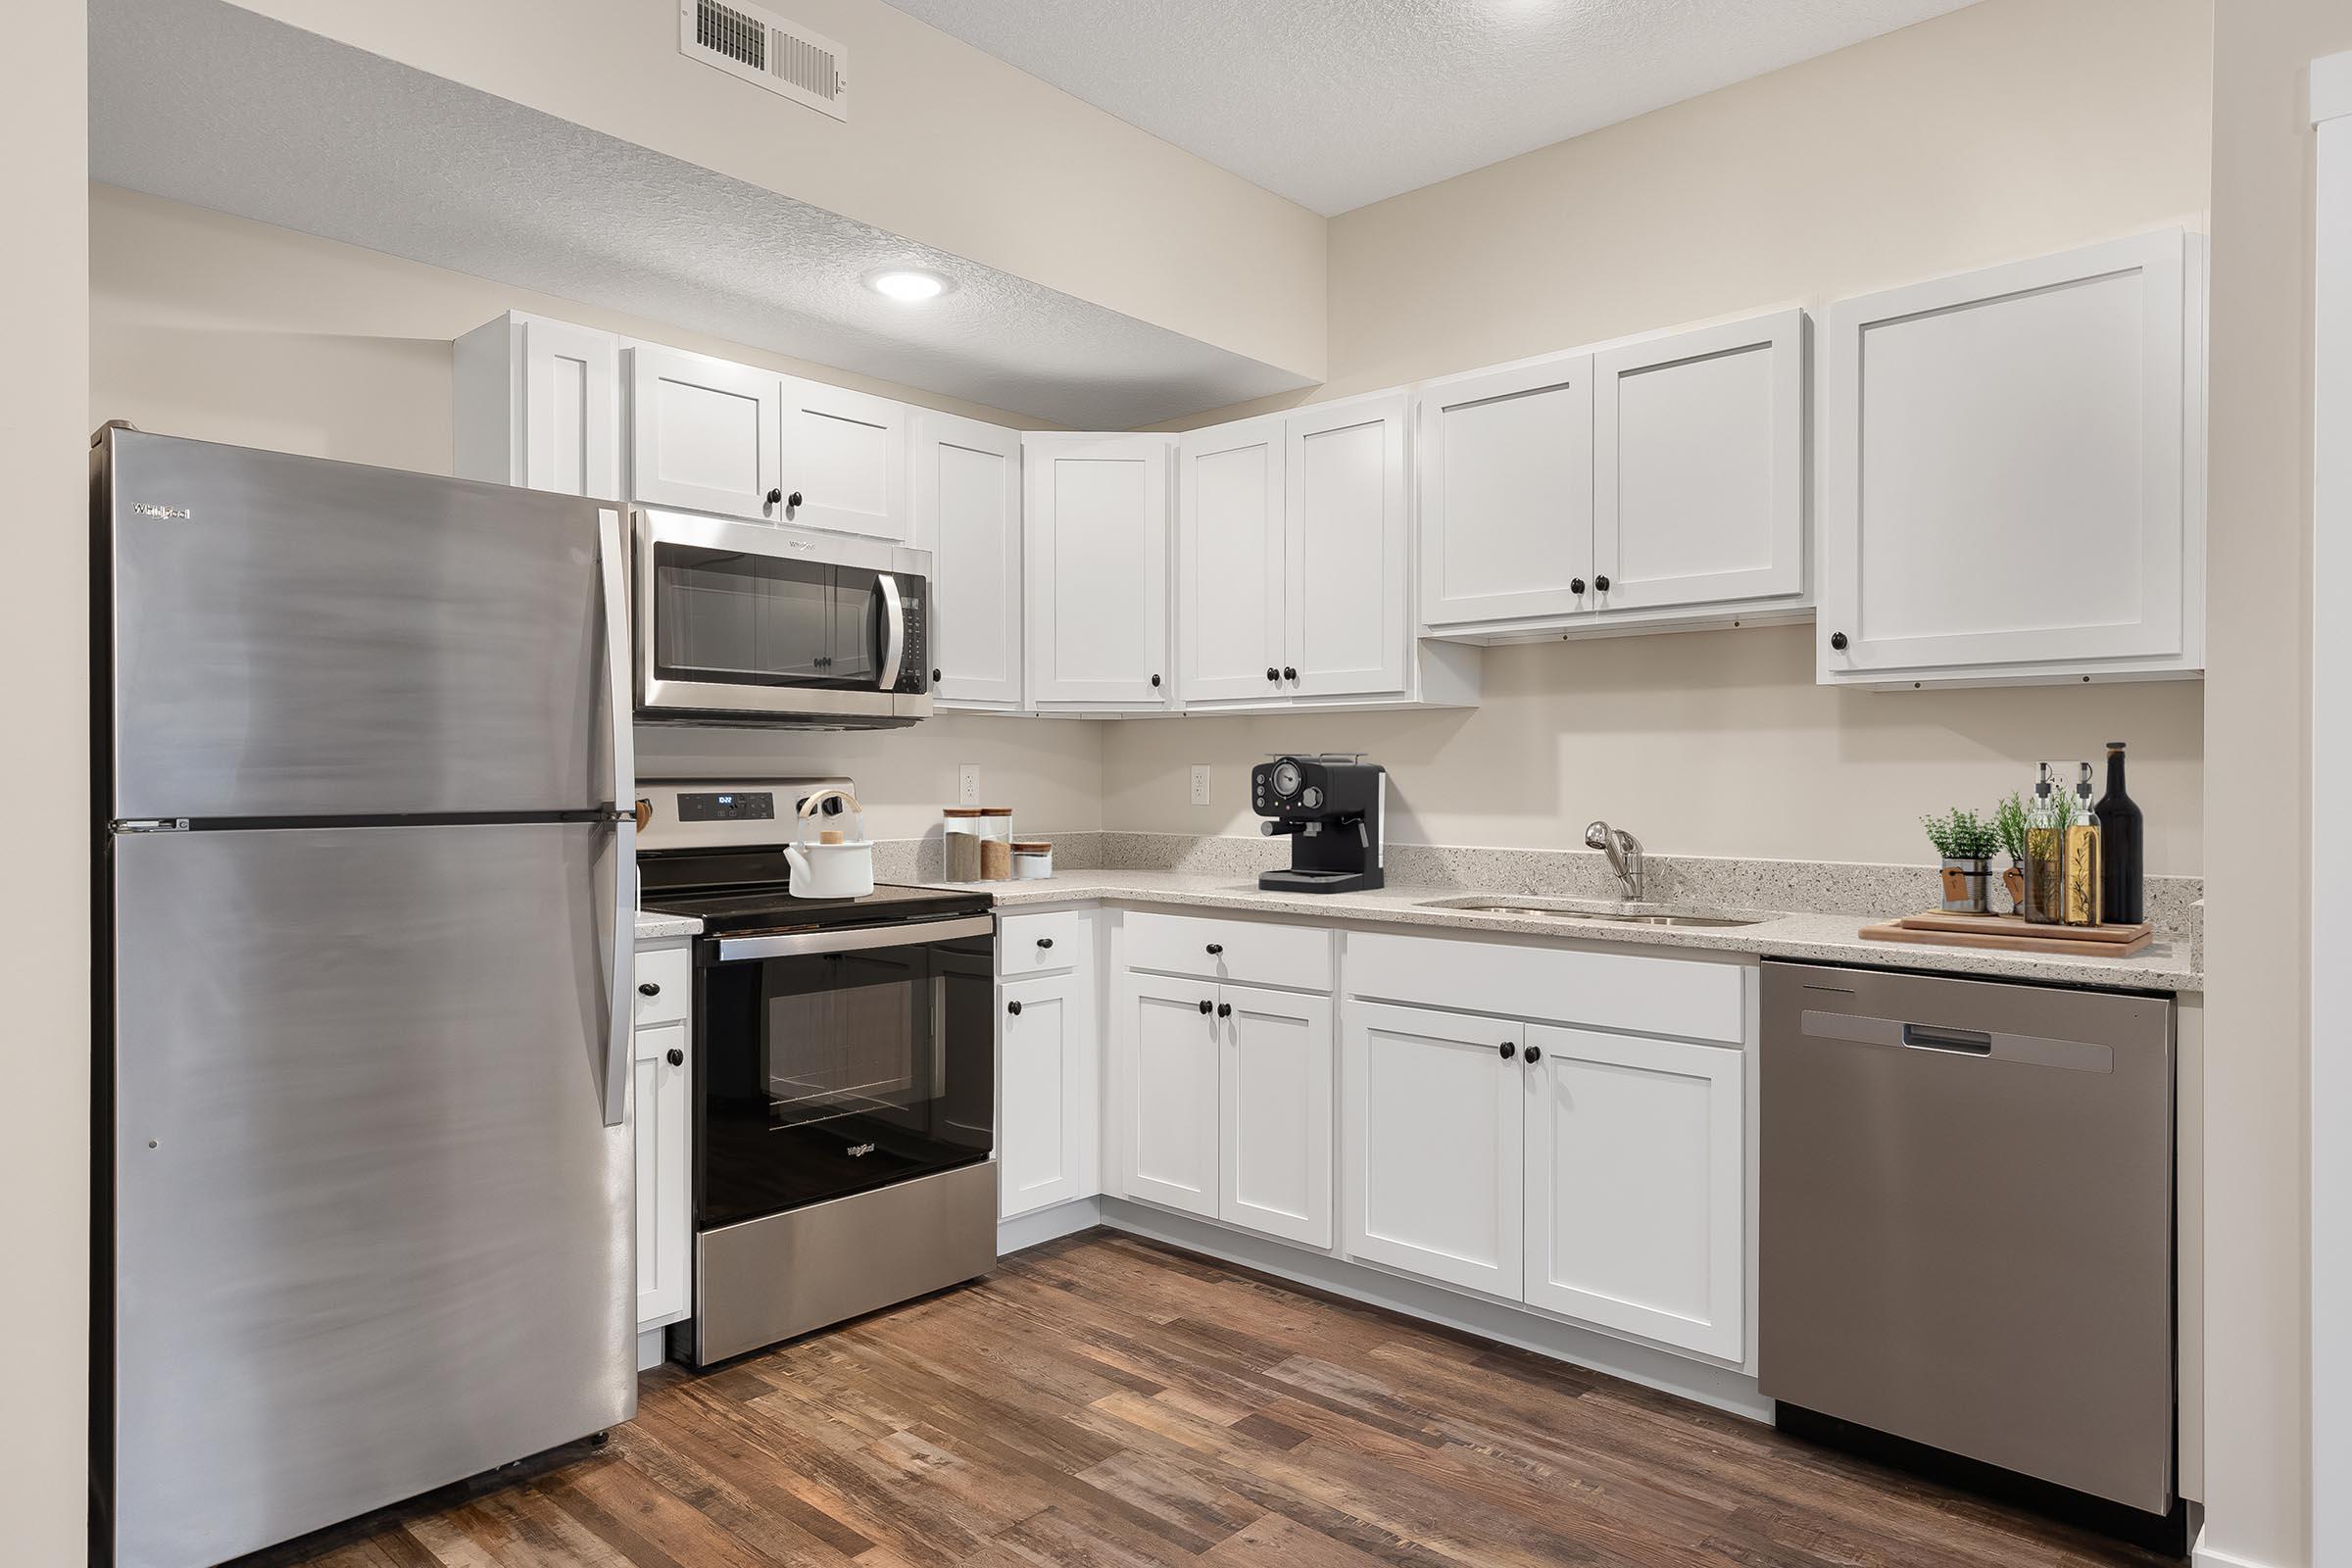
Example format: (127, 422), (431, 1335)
(1922, 808), (2002, 914)
(1993, 792), (2031, 914)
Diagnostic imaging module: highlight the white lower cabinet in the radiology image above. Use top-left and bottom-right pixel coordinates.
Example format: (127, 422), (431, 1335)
(1342, 1002), (1525, 1296)
(1114, 971), (1223, 1219)
(1220, 984), (1335, 1248)
(1521, 1024), (1744, 1360)
(631, 941), (694, 1334)
(999, 970), (1093, 1219)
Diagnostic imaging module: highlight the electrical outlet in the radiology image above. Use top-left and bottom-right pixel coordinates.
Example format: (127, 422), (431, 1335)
(958, 764), (981, 806)
(1190, 765), (1211, 807)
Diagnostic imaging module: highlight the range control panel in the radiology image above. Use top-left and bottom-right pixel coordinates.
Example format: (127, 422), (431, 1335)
(675, 791), (776, 822)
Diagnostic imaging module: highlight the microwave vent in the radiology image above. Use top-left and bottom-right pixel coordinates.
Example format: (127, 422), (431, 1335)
(680, 0), (849, 122)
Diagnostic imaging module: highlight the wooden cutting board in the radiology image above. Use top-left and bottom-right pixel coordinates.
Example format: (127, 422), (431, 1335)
(1859, 911), (2154, 957)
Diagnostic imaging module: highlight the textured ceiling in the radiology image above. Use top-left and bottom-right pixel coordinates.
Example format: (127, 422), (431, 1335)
(88, 0), (1310, 426)
(880, 0), (1983, 215)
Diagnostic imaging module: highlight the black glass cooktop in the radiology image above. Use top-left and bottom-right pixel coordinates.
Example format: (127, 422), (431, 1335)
(638, 852), (991, 938)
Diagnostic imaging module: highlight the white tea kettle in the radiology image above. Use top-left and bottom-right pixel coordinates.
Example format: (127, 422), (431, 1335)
(783, 788), (876, 900)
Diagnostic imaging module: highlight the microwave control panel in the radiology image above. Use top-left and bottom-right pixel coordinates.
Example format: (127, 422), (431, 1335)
(894, 577), (928, 694)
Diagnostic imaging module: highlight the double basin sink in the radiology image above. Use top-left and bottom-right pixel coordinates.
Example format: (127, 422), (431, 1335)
(1418, 895), (1764, 930)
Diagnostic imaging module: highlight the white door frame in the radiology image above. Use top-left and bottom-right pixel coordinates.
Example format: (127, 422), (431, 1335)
(2312, 46), (2352, 1568)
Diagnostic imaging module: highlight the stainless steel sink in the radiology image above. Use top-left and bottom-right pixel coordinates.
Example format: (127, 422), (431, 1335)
(1421, 897), (1765, 929)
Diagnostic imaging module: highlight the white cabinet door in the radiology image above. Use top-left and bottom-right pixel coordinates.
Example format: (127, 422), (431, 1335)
(779, 374), (909, 541)
(1592, 311), (1805, 614)
(1112, 970), (1219, 1218)
(1178, 416), (1286, 703)
(521, 318), (620, 499)
(999, 972), (1090, 1220)
(1522, 1025), (1743, 1361)
(633, 1017), (692, 1330)
(1286, 392), (1409, 699)
(1024, 434), (1173, 709)
(628, 344), (781, 521)
(1218, 984), (1335, 1248)
(1342, 1001), (1524, 1297)
(1417, 354), (1594, 629)
(912, 411), (1023, 709)
(1819, 229), (2197, 682)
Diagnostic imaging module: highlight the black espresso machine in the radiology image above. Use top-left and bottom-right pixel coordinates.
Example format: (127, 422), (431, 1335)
(1251, 754), (1387, 893)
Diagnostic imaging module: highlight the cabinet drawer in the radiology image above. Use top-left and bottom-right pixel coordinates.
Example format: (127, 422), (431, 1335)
(1000, 909), (1091, 979)
(633, 942), (692, 1030)
(1123, 911), (1333, 993)
(1344, 930), (1743, 1046)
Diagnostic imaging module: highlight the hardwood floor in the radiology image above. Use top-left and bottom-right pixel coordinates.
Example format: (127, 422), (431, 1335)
(261, 1231), (2176, 1568)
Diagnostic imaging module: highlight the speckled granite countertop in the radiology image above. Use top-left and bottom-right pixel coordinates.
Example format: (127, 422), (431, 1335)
(634, 908), (703, 941)
(926, 870), (2199, 994)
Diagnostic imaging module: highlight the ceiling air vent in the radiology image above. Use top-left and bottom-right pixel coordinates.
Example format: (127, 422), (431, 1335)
(679, 0), (849, 122)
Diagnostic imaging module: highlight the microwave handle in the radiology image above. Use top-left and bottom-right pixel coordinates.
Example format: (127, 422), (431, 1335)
(876, 573), (906, 692)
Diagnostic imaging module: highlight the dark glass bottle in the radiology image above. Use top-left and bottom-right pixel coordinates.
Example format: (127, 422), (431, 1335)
(2095, 741), (2144, 924)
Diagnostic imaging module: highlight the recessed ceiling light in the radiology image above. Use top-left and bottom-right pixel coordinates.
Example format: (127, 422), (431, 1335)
(865, 268), (951, 302)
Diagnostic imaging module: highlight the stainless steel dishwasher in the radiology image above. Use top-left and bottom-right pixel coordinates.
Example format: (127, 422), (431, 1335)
(1759, 960), (2175, 1517)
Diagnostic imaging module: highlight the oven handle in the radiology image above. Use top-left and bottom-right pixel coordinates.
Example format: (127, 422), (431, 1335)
(876, 573), (906, 692)
(716, 913), (994, 963)
(599, 506), (638, 1129)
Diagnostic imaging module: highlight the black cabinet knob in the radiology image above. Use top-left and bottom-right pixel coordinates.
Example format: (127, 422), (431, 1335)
(1205, 943), (1223, 956)
(1152, 673), (1162, 688)
(1006, 1000), (1022, 1016)
(665, 1048), (684, 1067)
(1830, 632), (1849, 651)
(1571, 577), (1588, 595)
(1217, 1002), (1232, 1018)
(932, 667), (942, 682)
(638, 982), (661, 997)
(1198, 998), (1213, 1014)
(1283, 665), (1298, 681)
(765, 487), (783, 507)
(1593, 575), (1611, 592)
(788, 490), (804, 509)
(1266, 666), (1280, 682)
(1525, 1045), (1543, 1064)
(1037, 937), (1054, 950)
(1498, 1042), (1516, 1059)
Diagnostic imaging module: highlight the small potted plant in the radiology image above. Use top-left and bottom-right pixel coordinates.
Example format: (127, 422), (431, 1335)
(1993, 791), (2030, 914)
(1921, 807), (2001, 913)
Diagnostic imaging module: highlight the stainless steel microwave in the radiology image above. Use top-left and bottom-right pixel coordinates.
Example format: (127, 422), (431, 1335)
(633, 508), (932, 728)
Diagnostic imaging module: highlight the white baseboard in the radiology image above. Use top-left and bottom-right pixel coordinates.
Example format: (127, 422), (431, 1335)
(997, 1196), (1102, 1255)
(2192, 1526), (2284, 1568)
(1088, 1197), (1771, 1423)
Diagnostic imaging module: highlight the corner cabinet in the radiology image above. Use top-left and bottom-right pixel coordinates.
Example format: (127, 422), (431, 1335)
(453, 312), (621, 499)
(1023, 433), (1175, 712)
(1816, 228), (2205, 688)
(631, 940), (694, 1359)
(911, 411), (1024, 710)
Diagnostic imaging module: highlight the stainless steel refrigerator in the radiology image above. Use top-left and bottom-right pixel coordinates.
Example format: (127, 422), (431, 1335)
(93, 426), (638, 1568)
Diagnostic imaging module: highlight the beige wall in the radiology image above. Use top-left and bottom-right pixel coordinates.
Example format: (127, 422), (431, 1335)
(89, 185), (1105, 841)
(5, 2), (89, 1562)
(2200, 2), (2349, 1563)
(1117, 0), (2213, 874)
(227, 0), (1325, 381)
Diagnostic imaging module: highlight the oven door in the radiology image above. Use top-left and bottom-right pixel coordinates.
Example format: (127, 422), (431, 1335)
(634, 509), (930, 723)
(696, 915), (995, 1228)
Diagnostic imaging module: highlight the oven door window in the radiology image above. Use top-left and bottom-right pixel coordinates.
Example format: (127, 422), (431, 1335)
(653, 542), (877, 690)
(699, 932), (993, 1227)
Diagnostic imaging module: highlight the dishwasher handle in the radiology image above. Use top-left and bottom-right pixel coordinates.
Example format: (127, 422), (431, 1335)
(1901, 1022), (1993, 1055)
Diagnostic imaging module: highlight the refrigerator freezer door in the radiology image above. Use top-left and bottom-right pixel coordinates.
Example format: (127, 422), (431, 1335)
(102, 428), (618, 819)
(108, 823), (634, 1568)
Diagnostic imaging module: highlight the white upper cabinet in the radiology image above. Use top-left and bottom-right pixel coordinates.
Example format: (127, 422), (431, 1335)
(1592, 310), (1806, 616)
(778, 374), (909, 541)
(453, 313), (620, 500)
(1024, 433), (1174, 711)
(1522, 1024), (1744, 1361)
(627, 343), (783, 521)
(911, 411), (1023, 710)
(1817, 228), (2204, 687)
(1178, 416), (1287, 703)
(1417, 353), (1595, 630)
(1286, 392), (1411, 699)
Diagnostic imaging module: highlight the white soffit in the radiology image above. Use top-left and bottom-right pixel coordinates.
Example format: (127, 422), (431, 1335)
(881, 0), (1984, 216)
(87, 0), (1310, 426)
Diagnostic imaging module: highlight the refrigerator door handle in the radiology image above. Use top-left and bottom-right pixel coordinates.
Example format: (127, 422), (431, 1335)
(599, 507), (637, 1128)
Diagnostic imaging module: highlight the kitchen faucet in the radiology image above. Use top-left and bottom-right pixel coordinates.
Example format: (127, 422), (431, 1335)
(1584, 820), (1645, 901)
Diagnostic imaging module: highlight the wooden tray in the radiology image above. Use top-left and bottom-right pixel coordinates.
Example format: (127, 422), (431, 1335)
(1859, 911), (2153, 957)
